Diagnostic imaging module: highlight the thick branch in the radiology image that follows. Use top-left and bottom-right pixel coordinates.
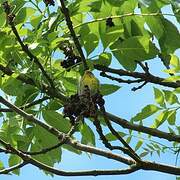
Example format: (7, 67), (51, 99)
(28, 163), (139, 176)
(1, 137), (180, 176)
(0, 137), (138, 176)
(95, 65), (180, 88)
(107, 112), (180, 143)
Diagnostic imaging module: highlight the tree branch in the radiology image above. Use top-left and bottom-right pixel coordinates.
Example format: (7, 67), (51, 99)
(100, 107), (141, 162)
(10, 25), (55, 88)
(0, 137), (138, 176)
(0, 162), (27, 175)
(58, 0), (88, 70)
(21, 122), (78, 155)
(0, 96), (50, 112)
(72, 12), (179, 31)
(95, 65), (180, 88)
(100, 72), (144, 84)
(107, 112), (180, 143)
(1, 137), (180, 176)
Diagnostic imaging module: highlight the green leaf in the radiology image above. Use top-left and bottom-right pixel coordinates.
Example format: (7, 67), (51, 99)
(62, 77), (77, 94)
(110, 36), (158, 71)
(80, 123), (95, 146)
(62, 144), (82, 155)
(131, 104), (160, 121)
(8, 155), (22, 175)
(79, 25), (99, 55)
(167, 110), (176, 125)
(33, 126), (61, 164)
(83, 33), (99, 56)
(0, 9), (6, 27)
(105, 132), (127, 141)
(135, 140), (143, 151)
(0, 161), (4, 170)
(168, 127), (176, 134)
(1, 77), (23, 96)
(46, 100), (62, 110)
(163, 90), (179, 105)
(174, 87), (180, 94)
(139, 151), (149, 157)
(88, 0), (102, 12)
(159, 19), (180, 53)
(93, 52), (112, 67)
(100, 84), (121, 96)
(152, 110), (169, 128)
(142, 7), (164, 39)
(30, 15), (43, 27)
(163, 75), (180, 82)
(154, 88), (166, 107)
(15, 7), (35, 25)
(106, 0), (124, 6)
(130, 16), (150, 36)
(42, 111), (71, 133)
(126, 136), (132, 144)
(171, 1), (180, 23)
(99, 23), (124, 49)
(170, 54), (180, 68)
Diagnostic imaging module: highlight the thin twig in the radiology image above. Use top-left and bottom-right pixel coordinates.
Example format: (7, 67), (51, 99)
(100, 106), (141, 162)
(29, 0), (43, 14)
(136, 61), (149, 74)
(100, 72), (144, 84)
(71, 12), (179, 32)
(93, 116), (126, 152)
(0, 162), (27, 175)
(95, 65), (180, 88)
(0, 148), (9, 153)
(10, 24), (55, 88)
(21, 121), (78, 155)
(0, 64), (68, 103)
(0, 96), (50, 112)
(131, 81), (148, 91)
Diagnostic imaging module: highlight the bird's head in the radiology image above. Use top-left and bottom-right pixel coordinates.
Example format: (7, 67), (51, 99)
(84, 70), (94, 78)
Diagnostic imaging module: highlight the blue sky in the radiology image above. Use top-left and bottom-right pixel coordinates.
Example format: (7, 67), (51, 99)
(1, 2), (180, 180)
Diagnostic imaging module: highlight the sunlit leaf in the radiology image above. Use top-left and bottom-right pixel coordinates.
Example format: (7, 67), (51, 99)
(131, 104), (160, 121)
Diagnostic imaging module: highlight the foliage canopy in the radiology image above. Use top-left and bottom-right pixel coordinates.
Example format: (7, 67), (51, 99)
(0, 0), (180, 179)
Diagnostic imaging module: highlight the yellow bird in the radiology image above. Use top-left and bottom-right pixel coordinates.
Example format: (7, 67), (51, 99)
(78, 70), (100, 96)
